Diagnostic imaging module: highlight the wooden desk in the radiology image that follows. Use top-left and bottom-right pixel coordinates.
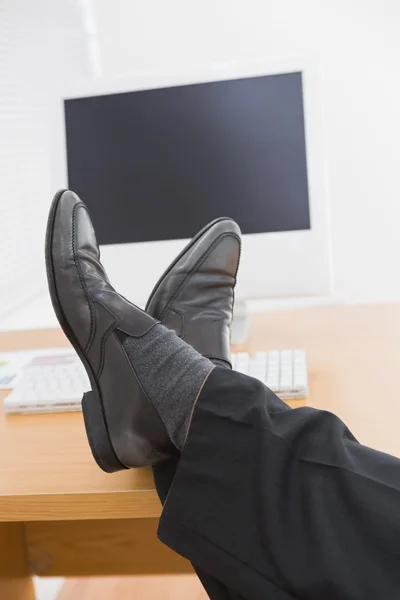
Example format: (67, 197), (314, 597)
(1, 303), (399, 598)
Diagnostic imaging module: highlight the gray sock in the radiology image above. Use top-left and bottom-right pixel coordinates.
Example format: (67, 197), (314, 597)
(122, 324), (214, 449)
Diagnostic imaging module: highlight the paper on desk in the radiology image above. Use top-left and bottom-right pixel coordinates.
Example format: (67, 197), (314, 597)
(0, 352), (32, 389)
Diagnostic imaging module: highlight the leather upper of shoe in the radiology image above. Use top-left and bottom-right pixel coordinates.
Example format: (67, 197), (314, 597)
(48, 190), (172, 467)
(146, 218), (241, 368)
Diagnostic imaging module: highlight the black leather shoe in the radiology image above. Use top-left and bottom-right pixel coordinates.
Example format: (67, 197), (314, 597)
(146, 218), (241, 368)
(46, 190), (173, 472)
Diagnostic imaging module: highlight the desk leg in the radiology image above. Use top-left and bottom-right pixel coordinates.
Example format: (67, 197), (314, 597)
(0, 523), (36, 600)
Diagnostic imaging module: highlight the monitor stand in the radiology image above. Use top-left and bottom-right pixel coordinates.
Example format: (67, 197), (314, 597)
(231, 301), (250, 346)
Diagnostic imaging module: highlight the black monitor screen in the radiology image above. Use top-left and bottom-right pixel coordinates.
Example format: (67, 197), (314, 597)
(64, 71), (310, 244)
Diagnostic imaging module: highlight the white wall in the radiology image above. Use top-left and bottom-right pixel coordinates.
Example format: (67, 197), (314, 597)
(1, 0), (400, 331)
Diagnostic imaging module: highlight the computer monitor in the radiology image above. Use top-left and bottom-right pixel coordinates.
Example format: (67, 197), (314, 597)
(51, 61), (331, 306)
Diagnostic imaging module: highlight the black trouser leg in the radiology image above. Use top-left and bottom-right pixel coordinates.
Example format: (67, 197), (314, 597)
(154, 367), (400, 600)
(152, 368), (290, 600)
(153, 455), (239, 599)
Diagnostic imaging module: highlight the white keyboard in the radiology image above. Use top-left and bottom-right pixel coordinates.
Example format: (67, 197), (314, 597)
(4, 348), (308, 415)
(231, 350), (308, 400)
(4, 351), (89, 414)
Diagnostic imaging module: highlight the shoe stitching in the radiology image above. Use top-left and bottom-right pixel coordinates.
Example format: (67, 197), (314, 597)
(159, 232), (241, 321)
(93, 301), (118, 379)
(97, 321), (117, 378)
(93, 298), (160, 375)
(116, 322), (159, 338)
(72, 203), (96, 353)
(95, 295), (158, 340)
(162, 307), (184, 338)
(145, 217), (230, 314)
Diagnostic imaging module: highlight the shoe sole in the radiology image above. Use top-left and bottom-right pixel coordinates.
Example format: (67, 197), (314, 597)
(145, 217), (232, 313)
(45, 190), (126, 473)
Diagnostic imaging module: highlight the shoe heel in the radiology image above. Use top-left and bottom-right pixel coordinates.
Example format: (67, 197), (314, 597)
(82, 390), (127, 473)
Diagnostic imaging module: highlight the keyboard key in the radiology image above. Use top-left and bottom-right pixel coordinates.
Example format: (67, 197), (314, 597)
(231, 350), (308, 401)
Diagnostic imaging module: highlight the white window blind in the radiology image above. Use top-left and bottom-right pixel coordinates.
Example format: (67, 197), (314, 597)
(0, 0), (90, 319)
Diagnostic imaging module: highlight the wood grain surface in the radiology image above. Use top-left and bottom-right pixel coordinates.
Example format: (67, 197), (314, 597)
(0, 522), (36, 600)
(25, 518), (193, 577)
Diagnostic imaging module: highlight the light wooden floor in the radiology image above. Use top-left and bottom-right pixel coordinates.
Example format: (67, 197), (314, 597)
(58, 575), (208, 599)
